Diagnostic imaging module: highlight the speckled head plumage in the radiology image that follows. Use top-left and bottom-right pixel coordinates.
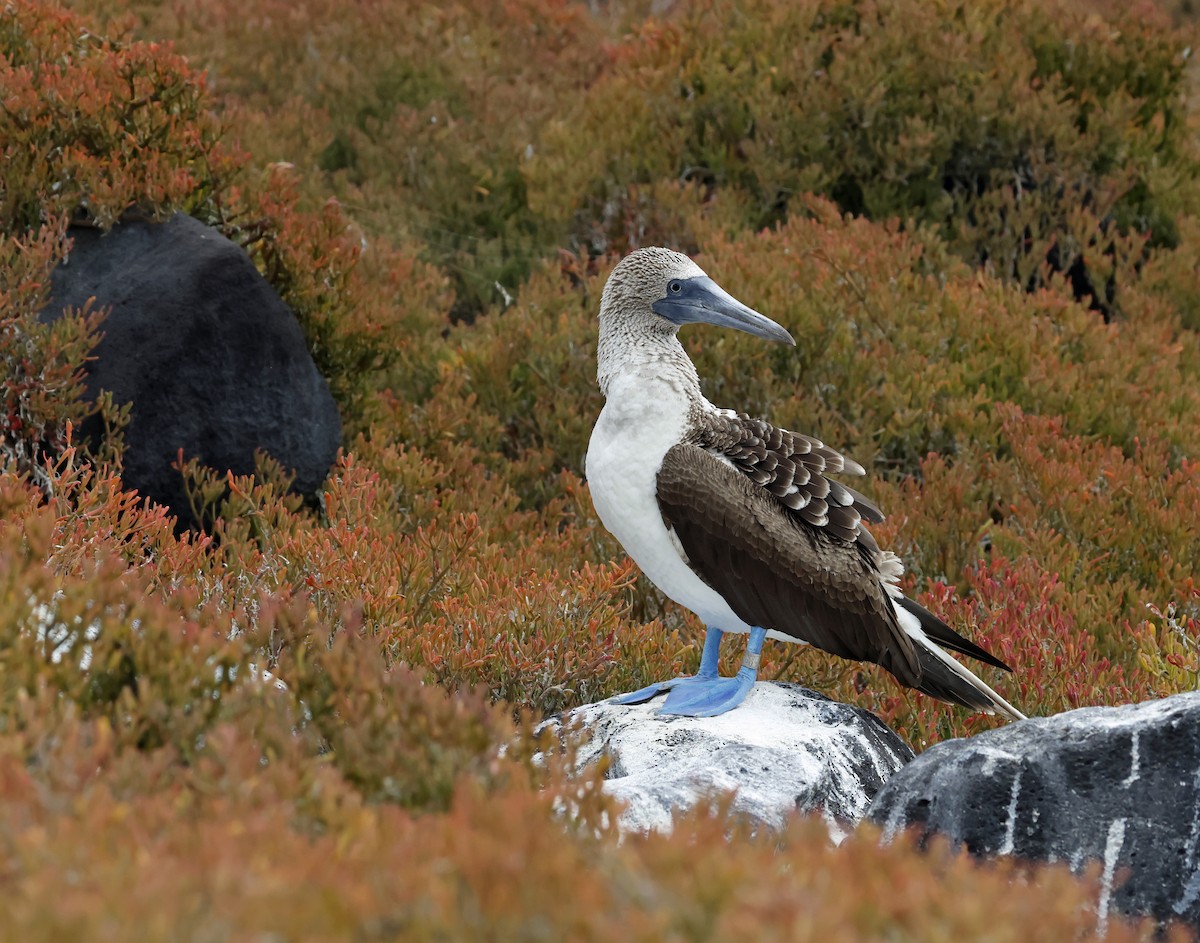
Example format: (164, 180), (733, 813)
(596, 247), (794, 396)
(599, 247), (708, 336)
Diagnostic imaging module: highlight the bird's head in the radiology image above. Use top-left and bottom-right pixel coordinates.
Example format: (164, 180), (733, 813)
(599, 247), (794, 346)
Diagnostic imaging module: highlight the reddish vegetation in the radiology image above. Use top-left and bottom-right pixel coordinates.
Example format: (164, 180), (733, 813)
(2, 0), (1199, 937)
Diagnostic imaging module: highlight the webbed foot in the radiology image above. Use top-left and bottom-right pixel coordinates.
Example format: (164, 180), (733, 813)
(608, 626), (767, 718)
(609, 677), (691, 705)
(657, 666), (757, 717)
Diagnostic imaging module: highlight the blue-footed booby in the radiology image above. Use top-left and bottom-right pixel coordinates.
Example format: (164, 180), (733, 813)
(586, 247), (1023, 720)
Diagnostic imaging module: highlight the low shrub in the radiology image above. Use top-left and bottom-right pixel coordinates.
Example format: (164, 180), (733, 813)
(528, 0), (1198, 314)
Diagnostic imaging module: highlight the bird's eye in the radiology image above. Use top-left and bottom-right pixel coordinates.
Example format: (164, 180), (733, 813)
(669, 280), (682, 293)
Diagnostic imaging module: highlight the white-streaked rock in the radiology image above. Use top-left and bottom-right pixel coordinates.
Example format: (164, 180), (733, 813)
(866, 691), (1200, 931)
(553, 681), (913, 838)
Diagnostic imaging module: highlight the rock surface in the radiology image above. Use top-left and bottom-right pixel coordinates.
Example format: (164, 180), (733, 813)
(867, 692), (1200, 930)
(42, 214), (341, 529)
(561, 681), (913, 837)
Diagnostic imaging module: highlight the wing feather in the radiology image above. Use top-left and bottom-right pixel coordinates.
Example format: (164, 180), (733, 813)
(694, 412), (881, 542)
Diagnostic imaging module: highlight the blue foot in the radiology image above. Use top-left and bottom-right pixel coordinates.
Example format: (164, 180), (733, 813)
(609, 626), (767, 718)
(657, 666), (757, 717)
(610, 677), (689, 705)
(609, 626), (726, 706)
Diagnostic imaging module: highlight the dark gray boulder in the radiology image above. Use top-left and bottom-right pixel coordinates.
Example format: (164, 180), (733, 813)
(867, 692), (1200, 930)
(42, 213), (341, 529)
(556, 681), (913, 837)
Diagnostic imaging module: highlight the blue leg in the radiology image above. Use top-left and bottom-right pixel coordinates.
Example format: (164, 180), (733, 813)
(696, 626), (723, 678)
(610, 628), (724, 705)
(659, 626), (767, 717)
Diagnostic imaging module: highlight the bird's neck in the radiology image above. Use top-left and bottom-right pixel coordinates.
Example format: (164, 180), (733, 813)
(597, 320), (701, 401)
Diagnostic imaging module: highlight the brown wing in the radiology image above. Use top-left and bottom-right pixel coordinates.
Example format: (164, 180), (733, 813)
(695, 412), (883, 544)
(657, 443), (921, 684)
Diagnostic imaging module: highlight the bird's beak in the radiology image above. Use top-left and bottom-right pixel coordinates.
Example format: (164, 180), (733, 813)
(652, 276), (795, 345)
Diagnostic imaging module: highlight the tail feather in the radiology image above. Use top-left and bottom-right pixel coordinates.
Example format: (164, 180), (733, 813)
(894, 597), (1026, 722)
(913, 640), (1026, 721)
(895, 596), (1013, 672)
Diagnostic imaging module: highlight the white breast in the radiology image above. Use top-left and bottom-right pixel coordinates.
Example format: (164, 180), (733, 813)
(585, 374), (753, 634)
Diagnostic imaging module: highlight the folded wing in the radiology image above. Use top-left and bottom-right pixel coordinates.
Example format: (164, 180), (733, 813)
(656, 441), (924, 686)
